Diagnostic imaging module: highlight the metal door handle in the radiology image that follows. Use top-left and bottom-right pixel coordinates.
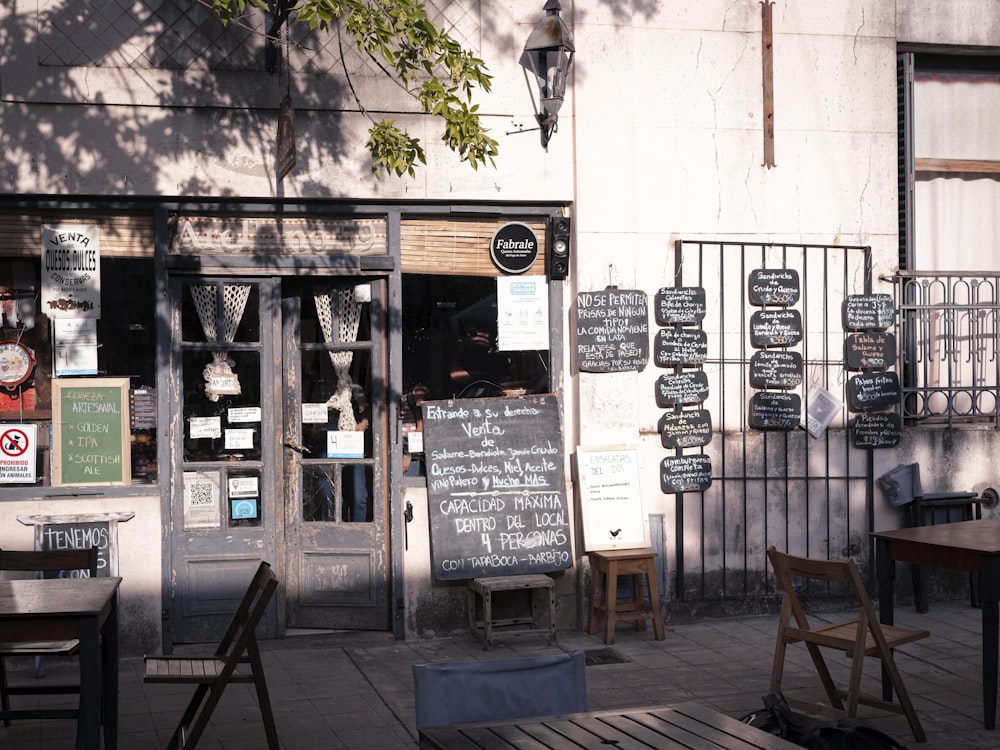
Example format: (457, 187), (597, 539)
(284, 439), (311, 454)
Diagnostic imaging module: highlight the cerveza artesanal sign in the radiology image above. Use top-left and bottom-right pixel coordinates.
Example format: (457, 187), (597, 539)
(170, 216), (388, 255)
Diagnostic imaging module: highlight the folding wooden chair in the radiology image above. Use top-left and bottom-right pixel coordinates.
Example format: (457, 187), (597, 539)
(766, 546), (929, 743)
(144, 561), (279, 750)
(0, 546), (100, 727)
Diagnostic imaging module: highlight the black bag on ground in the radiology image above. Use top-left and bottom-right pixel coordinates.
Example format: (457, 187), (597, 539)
(739, 693), (909, 750)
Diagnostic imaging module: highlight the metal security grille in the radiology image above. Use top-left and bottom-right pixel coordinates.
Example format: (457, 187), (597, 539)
(666, 240), (877, 605)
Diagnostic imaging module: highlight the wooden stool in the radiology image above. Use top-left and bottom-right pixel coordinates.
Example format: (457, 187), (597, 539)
(587, 549), (666, 645)
(468, 574), (557, 650)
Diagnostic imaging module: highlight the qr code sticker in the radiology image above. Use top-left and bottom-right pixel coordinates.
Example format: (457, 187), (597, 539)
(189, 482), (214, 505)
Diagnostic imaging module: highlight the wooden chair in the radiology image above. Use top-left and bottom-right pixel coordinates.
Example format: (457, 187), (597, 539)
(766, 546), (929, 743)
(0, 546), (100, 728)
(413, 651), (587, 729)
(144, 561), (279, 750)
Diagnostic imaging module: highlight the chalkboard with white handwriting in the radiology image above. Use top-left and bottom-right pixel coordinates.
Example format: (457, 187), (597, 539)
(422, 394), (572, 581)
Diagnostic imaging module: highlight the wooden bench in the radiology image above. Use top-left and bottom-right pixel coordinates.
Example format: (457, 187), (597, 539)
(468, 574), (556, 650)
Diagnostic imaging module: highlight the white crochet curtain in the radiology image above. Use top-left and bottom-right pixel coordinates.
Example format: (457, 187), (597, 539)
(189, 284), (251, 401)
(314, 287), (362, 430)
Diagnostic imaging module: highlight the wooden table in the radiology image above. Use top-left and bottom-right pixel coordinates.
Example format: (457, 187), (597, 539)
(418, 703), (801, 749)
(873, 520), (1000, 729)
(0, 577), (122, 749)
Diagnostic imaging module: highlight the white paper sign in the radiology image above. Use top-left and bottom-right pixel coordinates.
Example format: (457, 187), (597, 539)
(189, 416), (222, 439)
(327, 430), (364, 458)
(183, 470), (220, 529)
(302, 403), (329, 424)
(577, 445), (650, 551)
(228, 407), (261, 423)
(225, 429), (255, 450)
(53, 318), (98, 376)
(497, 275), (550, 351)
(41, 225), (101, 318)
(229, 476), (259, 498)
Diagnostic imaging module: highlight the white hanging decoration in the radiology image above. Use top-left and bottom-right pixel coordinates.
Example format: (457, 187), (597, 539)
(190, 284), (251, 401)
(314, 287), (362, 430)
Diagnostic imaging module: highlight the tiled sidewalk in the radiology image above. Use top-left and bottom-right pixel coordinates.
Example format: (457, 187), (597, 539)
(0, 600), (992, 749)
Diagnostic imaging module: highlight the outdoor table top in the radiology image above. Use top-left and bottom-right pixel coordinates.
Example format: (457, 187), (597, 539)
(418, 702), (801, 749)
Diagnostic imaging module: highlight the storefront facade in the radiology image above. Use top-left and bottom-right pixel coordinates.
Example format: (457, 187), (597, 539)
(4, 1), (1000, 654)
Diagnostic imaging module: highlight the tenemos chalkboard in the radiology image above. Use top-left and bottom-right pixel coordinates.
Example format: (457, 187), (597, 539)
(654, 287), (706, 325)
(422, 394), (572, 581)
(51, 378), (131, 486)
(575, 289), (649, 372)
(17, 512), (134, 577)
(845, 333), (896, 371)
(748, 269), (800, 306)
(852, 413), (902, 449)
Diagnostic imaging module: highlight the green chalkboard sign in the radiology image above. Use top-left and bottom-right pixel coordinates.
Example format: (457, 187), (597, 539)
(52, 377), (131, 486)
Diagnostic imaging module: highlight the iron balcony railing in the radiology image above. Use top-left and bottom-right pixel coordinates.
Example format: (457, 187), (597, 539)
(887, 270), (1000, 428)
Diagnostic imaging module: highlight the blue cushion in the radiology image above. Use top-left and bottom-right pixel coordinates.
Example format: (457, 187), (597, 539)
(412, 651), (587, 728)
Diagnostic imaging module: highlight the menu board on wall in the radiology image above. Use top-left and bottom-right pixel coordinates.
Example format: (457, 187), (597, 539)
(843, 294), (894, 331)
(51, 378), (131, 486)
(575, 289), (650, 372)
(422, 394), (572, 581)
(660, 454), (713, 493)
(654, 287), (706, 325)
(852, 412), (902, 449)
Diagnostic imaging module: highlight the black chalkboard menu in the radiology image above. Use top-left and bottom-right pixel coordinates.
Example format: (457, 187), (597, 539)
(575, 289), (650, 373)
(749, 351), (803, 389)
(847, 372), (901, 412)
(655, 372), (710, 407)
(750, 310), (803, 348)
(660, 454), (713, 493)
(654, 329), (708, 367)
(852, 412), (902, 449)
(748, 269), (800, 306)
(422, 394), (572, 581)
(843, 294), (894, 331)
(655, 287), (706, 325)
(659, 409), (712, 449)
(748, 392), (801, 430)
(845, 333), (896, 371)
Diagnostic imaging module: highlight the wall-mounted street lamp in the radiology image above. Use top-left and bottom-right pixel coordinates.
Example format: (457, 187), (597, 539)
(519, 0), (575, 150)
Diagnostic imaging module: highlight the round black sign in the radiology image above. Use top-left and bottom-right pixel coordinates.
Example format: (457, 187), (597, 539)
(490, 222), (539, 274)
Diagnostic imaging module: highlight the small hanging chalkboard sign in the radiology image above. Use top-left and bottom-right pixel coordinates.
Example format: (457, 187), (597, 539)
(843, 294), (894, 331)
(748, 392), (802, 430)
(655, 372), (710, 407)
(575, 289), (650, 373)
(659, 409), (713, 449)
(654, 287), (707, 325)
(654, 329), (708, 367)
(750, 310), (803, 348)
(844, 333), (896, 371)
(852, 412), (902, 449)
(847, 372), (901, 412)
(749, 351), (803, 389)
(748, 269), (800, 306)
(660, 454), (713, 493)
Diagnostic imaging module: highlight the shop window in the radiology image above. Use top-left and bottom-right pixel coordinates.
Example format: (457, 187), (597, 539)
(0, 257), (156, 486)
(400, 274), (552, 475)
